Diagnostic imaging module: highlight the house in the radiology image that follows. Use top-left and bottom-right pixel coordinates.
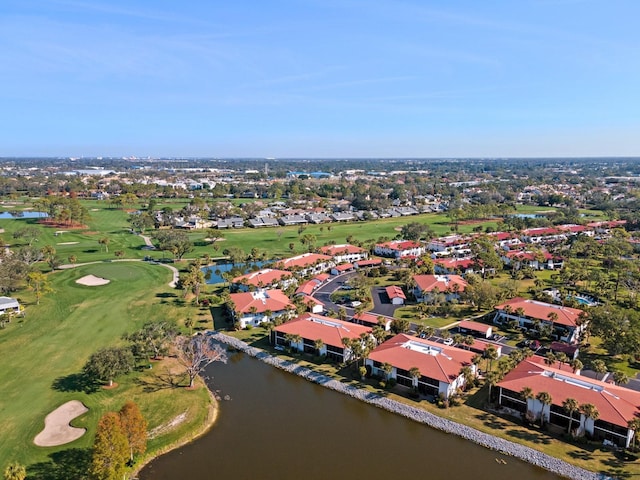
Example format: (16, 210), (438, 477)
(374, 240), (426, 259)
(278, 214), (308, 226)
(385, 286), (406, 305)
(427, 234), (471, 254)
(549, 341), (580, 361)
(272, 313), (372, 362)
(521, 227), (567, 244)
(456, 320), (492, 339)
(277, 253), (334, 277)
(502, 249), (561, 270)
(366, 334), (477, 399)
(497, 356), (640, 448)
(354, 258), (382, 268)
(227, 289), (295, 329)
(319, 244), (368, 263)
(351, 311), (392, 331)
(493, 297), (586, 344)
(433, 257), (475, 275)
(413, 274), (467, 303)
(0, 297), (22, 316)
(330, 263), (355, 276)
(302, 296), (325, 314)
(231, 268), (295, 291)
(295, 279), (320, 296)
(248, 217), (279, 228)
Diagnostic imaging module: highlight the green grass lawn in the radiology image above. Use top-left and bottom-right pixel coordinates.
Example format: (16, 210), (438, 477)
(0, 261), (213, 473)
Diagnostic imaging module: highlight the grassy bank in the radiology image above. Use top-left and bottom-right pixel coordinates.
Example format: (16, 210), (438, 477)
(0, 261), (213, 474)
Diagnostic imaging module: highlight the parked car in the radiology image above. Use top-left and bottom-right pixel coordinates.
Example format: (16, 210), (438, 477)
(443, 338), (454, 346)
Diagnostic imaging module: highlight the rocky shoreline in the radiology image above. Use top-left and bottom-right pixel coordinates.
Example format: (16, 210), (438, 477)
(210, 332), (602, 480)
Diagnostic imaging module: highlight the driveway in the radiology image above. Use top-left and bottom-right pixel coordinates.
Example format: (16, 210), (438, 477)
(369, 286), (403, 318)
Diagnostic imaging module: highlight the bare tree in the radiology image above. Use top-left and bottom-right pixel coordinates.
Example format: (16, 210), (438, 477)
(175, 335), (227, 388)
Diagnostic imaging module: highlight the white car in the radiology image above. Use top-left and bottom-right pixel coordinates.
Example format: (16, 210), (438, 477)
(349, 301), (362, 308)
(443, 338), (454, 346)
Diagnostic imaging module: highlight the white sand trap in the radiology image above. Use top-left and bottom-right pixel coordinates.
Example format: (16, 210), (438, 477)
(76, 274), (110, 286)
(34, 400), (89, 447)
(57, 242), (79, 245)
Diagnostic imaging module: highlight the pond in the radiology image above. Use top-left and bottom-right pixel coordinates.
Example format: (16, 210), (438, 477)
(202, 260), (269, 284)
(139, 351), (560, 480)
(0, 211), (48, 219)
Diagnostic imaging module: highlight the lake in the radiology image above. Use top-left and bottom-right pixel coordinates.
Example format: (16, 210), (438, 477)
(139, 351), (559, 480)
(202, 261), (268, 284)
(0, 211), (48, 219)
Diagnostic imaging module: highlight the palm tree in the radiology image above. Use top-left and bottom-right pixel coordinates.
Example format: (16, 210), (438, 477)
(562, 397), (579, 435)
(463, 335), (475, 350)
(628, 417), (640, 452)
(485, 371), (500, 402)
(459, 365), (474, 391)
(483, 345), (499, 373)
(314, 338), (324, 356)
(520, 386), (534, 417)
(591, 359), (607, 380)
(536, 391), (552, 427)
(613, 370), (630, 386)
(544, 351), (556, 367)
(409, 366), (421, 392)
(381, 362), (393, 381)
(580, 403), (600, 431)
(569, 358), (583, 374)
(555, 352), (569, 369)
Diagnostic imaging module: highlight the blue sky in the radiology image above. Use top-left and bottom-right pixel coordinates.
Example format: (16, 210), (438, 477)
(1, 0), (639, 158)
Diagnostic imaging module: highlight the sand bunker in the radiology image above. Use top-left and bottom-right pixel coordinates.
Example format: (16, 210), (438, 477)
(57, 242), (79, 245)
(34, 400), (88, 447)
(76, 274), (110, 286)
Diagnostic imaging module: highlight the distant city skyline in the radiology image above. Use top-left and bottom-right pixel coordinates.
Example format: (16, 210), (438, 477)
(1, 0), (639, 158)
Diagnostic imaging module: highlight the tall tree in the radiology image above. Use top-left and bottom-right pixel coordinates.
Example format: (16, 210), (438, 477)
(536, 391), (553, 427)
(175, 335), (227, 388)
(580, 403), (600, 427)
(83, 347), (135, 387)
(26, 271), (53, 305)
(91, 412), (129, 480)
(119, 401), (148, 461)
(562, 397), (579, 435)
(98, 237), (110, 253)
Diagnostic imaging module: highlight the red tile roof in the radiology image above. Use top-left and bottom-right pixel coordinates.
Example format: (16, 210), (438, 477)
(295, 280), (318, 296)
(333, 263), (355, 272)
(495, 297), (584, 327)
(385, 285), (406, 299)
(319, 244), (366, 255)
(229, 289), (293, 314)
(313, 273), (331, 283)
(377, 240), (422, 251)
(355, 259), (383, 267)
(413, 274), (467, 293)
(433, 257), (474, 270)
(232, 268), (292, 287)
(458, 320), (491, 334)
(274, 313), (371, 348)
(498, 357), (640, 428)
(556, 224), (587, 233)
(352, 311), (385, 327)
(368, 334), (476, 384)
(278, 253), (332, 270)
(522, 227), (560, 236)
